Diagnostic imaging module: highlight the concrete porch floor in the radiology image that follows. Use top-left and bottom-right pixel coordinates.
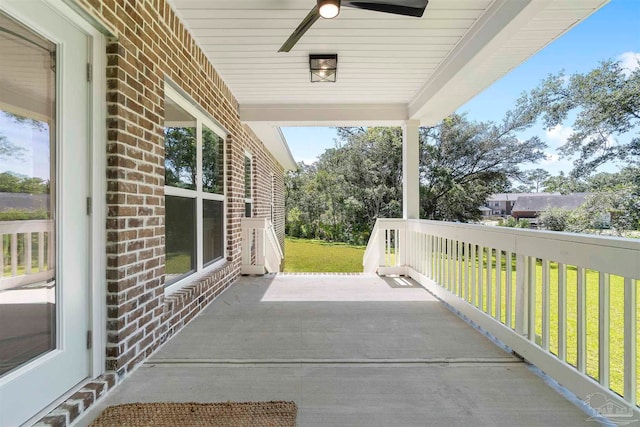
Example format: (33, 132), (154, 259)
(77, 274), (595, 426)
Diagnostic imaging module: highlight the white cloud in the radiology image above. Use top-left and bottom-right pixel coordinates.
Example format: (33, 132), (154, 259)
(540, 153), (574, 175)
(545, 124), (573, 148)
(618, 51), (640, 76)
(298, 158), (318, 165)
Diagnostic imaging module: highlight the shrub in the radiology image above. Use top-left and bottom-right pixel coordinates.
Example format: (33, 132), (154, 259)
(0, 208), (49, 221)
(539, 208), (570, 231)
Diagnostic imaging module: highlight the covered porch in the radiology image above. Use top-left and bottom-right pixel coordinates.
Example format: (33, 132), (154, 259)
(76, 273), (592, 426)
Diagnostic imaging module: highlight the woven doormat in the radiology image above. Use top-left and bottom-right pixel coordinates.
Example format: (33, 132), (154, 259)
(89, 401), (297, 427)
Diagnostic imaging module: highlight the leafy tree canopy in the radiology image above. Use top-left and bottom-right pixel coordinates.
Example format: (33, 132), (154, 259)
(513, 59), (640, 176)
(420, 113), (545, 220)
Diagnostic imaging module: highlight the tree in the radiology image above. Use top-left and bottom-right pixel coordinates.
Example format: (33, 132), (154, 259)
(164, 127), (196, 189)
(285, 113), (546, 243)
(0, 172), (48, 193)
(0, 134), (24, 161)
(542, 171), (588, 194)
(523, 168), (550, 192)
(513, 59), (640, 176)
(419, 113), (546, 220)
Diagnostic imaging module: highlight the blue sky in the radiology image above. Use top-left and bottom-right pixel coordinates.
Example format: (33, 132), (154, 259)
(281, 0), (640, 175)
(0, 112), (50, 180)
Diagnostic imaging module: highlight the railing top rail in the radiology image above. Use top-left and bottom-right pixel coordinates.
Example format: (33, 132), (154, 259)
(241, 217), (269, 229)
(407, 218), (640, 251)
(0, 219), (54, 234)
(404, 218), (640, 279)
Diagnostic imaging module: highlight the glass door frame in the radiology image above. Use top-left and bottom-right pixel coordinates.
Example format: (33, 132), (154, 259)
(0, 0), (107, 424)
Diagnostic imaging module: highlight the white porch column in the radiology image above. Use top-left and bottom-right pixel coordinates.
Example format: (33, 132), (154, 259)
(402, 120), (420, 219)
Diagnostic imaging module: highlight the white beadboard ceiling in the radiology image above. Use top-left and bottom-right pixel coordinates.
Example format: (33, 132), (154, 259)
(169, 0), (608, 169)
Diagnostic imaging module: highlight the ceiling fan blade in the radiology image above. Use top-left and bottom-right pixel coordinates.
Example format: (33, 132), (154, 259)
(342, 0), (428, 17)
(278, 5), (321, 52)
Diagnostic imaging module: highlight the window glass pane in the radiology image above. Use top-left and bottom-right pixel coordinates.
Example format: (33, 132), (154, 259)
(164, 98), (196, 190)
(202, 126), (223, 194)
(244, 155), (251, 199)
(245, 202), (252, 218)
(165, 195), (195, 284)
(203, 199), (223, 265)
(0, 11), (56, 376)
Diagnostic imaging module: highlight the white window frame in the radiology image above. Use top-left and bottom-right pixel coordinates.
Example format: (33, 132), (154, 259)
(244, 151), (253, 218)
(164, 85), (227, 295)
(270, 172), (275, 222)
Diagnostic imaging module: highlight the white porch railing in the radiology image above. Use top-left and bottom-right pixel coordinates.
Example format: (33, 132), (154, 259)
(241, 217), (283, 275)
(365, 218), (640, 418)
(0, 219), (55, 291)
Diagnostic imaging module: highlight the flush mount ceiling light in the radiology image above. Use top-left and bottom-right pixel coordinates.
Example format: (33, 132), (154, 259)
(309, 54), (338, 83)
(318, 0), (341, 18)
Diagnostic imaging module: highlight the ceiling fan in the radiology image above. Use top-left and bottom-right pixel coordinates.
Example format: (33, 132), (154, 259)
(279, 0), (429, 52)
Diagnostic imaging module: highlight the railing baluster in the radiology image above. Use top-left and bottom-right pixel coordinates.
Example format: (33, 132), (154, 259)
(423, 234), (428, 275)
(471, 244), (476, 306)
(599, 272), (610, 389)
(506, 251), (513, 329)
(434, 237), (438, 282)
(441, 236), (445, 283)
(496, 249), (502, 322)
(515, 254), (528, 336)
(452, 239), (457, 293)
(395, 229), (400, 267)
(386, 229), (390, 267)
(438, 237), (443, 285)
(528, 257), (536, 342)
(380, 229), (387, 268)
(25, 232), (32, 275)
(486, 248), (493, 316)
(420, 233), (424, 274)
(577, 267), (587, 373)
(465, 243), (470, 302)
(418, 233), (423, 273)
(48, 228), (54, 269)
(458, 240), (463, 298)
(558, 263), (567, 361)
(38, 231), (45, 271)
(426, 235), (431, 278)
(542, 259), (550, 351)
(624, 277), (637, 404)
(478, 246), (484, 311)
(11, 233), (17, 277)
(448, 239), (453, 292)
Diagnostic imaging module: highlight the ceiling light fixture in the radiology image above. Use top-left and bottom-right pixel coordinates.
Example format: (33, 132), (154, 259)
(309, 54), (338, 83)
(318, 0), (341, 19)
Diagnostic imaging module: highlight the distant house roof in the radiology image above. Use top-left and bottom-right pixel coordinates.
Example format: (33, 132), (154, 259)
(488, 192), (559, 202)
(512, 193), (590, 214)
(0, 193), (50, 212)
(479, 206), (492, 212)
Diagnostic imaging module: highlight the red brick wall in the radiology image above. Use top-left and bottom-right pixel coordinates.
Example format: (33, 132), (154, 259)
(73, 0), (286, 378)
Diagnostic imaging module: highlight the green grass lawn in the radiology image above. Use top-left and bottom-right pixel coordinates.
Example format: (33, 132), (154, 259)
(284, 237), (365, 273)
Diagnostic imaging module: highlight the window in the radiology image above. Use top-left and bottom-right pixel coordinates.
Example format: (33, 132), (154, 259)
(244, 153), (252, 218)
(0, 11), (56, 376)
(164, 86), (225, 290)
